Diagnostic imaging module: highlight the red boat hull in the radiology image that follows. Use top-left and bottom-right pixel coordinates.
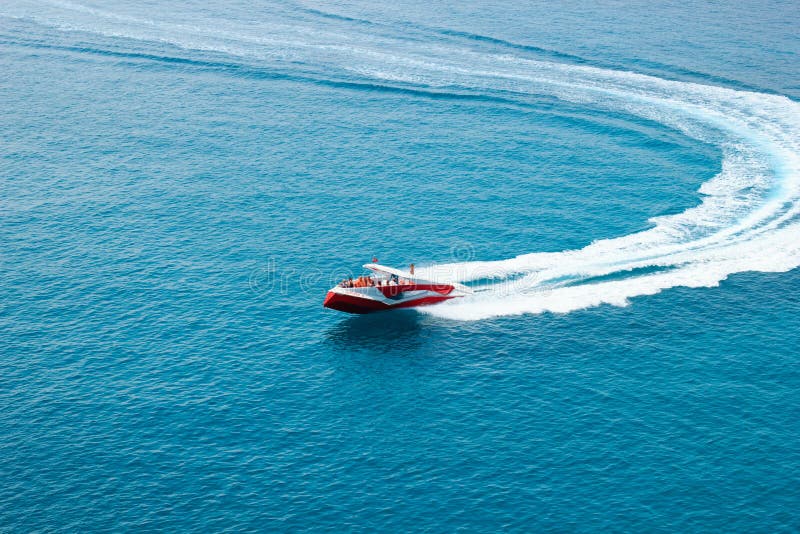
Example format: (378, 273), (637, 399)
(323, 291), (455, 314)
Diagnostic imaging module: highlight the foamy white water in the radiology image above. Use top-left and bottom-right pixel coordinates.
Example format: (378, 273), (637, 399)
(415, 64), (800, 319)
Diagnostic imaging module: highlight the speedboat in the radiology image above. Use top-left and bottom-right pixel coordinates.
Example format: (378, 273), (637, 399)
(323, 263), (472, 314)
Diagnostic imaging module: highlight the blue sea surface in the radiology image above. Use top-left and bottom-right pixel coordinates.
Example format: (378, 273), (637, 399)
(2, 1), (799, 531)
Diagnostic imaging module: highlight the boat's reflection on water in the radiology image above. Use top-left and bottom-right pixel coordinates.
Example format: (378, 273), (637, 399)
(324, 310), (426, 353)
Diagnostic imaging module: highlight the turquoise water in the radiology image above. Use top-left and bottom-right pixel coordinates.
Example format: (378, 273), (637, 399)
(2, 1), (800, 531)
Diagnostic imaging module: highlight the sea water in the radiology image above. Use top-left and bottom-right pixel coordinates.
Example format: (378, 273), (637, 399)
(1, 0), (799, 531)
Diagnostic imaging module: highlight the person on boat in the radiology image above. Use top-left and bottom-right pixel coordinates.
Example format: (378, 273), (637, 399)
(409, 263), (415, 275)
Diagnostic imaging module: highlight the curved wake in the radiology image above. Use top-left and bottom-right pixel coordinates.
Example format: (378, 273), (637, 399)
(412, 62), (800, 319)
(5, 1), (799, 320)
(409, 62), (800, 319)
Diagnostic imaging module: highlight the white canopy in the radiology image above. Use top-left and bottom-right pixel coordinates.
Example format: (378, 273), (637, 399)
(362, 263), (416, 280)
(362, 263), (473, 294)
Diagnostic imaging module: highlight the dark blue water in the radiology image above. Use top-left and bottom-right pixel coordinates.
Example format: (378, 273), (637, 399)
(2, 1), (799, 531)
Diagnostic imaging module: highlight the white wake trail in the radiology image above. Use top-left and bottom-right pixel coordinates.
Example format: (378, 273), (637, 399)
(412, 64), (800, 320)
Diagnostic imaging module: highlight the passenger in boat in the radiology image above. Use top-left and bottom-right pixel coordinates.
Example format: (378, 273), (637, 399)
(409, 263), (415, 275)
